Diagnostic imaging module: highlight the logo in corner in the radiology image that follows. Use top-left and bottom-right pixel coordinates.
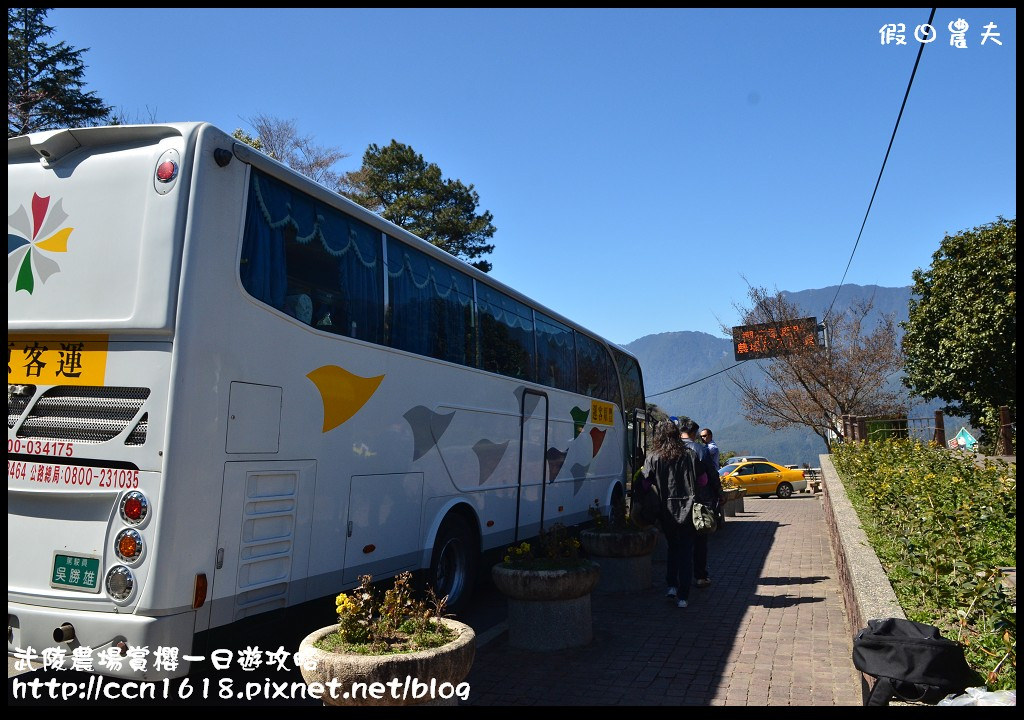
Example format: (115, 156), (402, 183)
(8, 193), (74, 294)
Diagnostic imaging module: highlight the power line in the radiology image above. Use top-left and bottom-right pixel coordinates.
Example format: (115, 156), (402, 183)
(647, 8), (937, 402)
(823, 7), (936, 324)
(647, 8), (937, 403)
(645, 359), (748, 399)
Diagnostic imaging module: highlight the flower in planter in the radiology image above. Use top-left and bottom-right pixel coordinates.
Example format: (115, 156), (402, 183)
(501, 523), (586, 570)
(316, 571), (455, 655)
(587, 498), (646, 533)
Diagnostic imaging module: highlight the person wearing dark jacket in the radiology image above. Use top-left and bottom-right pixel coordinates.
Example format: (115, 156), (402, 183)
(641, 419), (698, 608)
(679, 417), (724, 588)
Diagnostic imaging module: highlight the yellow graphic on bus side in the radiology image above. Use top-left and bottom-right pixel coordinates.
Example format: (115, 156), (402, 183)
(8, 335), (108, 386)
(307, 365), (385, 432)
(590, 400), (615, 426)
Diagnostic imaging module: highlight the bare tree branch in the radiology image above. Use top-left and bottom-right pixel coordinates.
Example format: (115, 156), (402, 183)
(729, 286), (905, 452)
(243, 114), (349, 188)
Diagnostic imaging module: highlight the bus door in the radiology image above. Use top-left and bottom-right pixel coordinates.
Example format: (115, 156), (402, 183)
(630, 407), (649, 482)
(514, 389), (548, 542)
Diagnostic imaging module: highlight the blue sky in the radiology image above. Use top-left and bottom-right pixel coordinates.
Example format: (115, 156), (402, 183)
(48, 8), (1016, 345)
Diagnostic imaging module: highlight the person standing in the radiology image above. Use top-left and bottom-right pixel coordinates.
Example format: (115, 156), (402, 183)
(679, 418), (723, 589)
(641, 419), (698, 608)
(700, 427), (724, 528)
(700, 428), (720, 471)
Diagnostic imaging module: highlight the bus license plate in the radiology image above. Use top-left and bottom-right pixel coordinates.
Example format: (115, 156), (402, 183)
(51, 553), (101, 593)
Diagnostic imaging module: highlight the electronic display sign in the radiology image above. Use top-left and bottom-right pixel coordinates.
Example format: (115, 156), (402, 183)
(732, 317), (821, 361)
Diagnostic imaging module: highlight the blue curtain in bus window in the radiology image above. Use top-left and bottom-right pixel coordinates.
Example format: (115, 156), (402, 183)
(314, 207), (383, 344)
(476, 283), (536, 382)
(240, 171), (290, 312)
(386, 236), (475, 366)
(576, 332), (617, 402)
(535, 312), (576, 391)
(240, 169), (383, 344)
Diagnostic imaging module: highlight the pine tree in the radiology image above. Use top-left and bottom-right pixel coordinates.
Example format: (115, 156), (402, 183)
(341, 141), (496, 272)
(8, 7), (111, 138)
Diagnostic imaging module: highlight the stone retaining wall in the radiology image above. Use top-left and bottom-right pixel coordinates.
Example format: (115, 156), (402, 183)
(818, 454), (905, 704)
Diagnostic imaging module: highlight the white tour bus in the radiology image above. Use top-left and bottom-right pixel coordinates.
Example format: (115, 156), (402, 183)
(8, 122), (647, 679)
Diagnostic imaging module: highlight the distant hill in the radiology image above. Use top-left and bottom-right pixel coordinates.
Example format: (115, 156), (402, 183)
(624, 284), (959, 467)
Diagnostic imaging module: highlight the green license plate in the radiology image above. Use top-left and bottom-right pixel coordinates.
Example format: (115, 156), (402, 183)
(51, 553), (101, 593)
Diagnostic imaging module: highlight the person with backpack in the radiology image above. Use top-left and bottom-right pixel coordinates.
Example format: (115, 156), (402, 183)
(679, 418), (724, 588)
(640, 419), (699, 608)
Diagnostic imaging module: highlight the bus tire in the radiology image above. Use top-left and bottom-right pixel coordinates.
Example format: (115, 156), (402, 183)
(610, 483), (625, 522)
(429, 513), (478, 614)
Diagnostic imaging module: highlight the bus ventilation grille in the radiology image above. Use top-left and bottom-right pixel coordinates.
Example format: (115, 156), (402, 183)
(13, 386), (151, 444)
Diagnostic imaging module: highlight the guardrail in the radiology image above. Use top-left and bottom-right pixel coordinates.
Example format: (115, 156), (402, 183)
(802, 467), (822, 493)
(841, 411), (946, 446)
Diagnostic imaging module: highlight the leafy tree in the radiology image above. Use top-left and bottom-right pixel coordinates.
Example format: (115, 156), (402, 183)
(729, 285), (905, 452)
(646, 402), (668, 423)
(8, 7), (110, 137)
(901, 217), (1016, 451)
(232, 127), (264, 154)
(341, 140), (496, 272)
(240, 114), (349, 188)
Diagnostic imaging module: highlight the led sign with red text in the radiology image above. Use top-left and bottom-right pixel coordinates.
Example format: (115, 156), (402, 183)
(732, 317), (820, 361)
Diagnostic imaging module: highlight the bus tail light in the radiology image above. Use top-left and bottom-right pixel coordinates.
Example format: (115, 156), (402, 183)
(119, 491), (148, 524)
(114, 529), (143, 563)
(194, 574), (208, 609)
(156, 161), (177, 182)
(153, 148), (181, 194)
(106, 567), (135, 601)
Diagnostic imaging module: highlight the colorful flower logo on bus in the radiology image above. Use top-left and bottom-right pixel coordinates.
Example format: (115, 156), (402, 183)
(8, 194), (74, 294)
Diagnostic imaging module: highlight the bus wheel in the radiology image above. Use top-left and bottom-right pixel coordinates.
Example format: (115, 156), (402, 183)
(776, 482), (794, 499)
(429, 514), (478, 614)
(610, 484), (625, 523)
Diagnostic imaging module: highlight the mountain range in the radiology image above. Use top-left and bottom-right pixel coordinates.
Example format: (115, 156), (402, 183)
(623, 284), (954, 468)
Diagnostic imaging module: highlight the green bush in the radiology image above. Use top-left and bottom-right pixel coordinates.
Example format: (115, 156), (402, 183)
(832, 439), (1016, 691)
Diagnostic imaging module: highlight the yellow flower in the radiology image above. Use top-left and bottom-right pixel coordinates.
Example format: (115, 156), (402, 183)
(335, 593), (358, 616)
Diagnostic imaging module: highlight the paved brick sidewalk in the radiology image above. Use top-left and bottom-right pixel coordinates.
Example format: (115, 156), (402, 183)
(465, 493), (864, 706)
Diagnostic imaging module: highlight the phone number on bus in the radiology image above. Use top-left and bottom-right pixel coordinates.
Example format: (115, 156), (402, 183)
(7, 460), (139, 489)
(8, 439), (75, 457)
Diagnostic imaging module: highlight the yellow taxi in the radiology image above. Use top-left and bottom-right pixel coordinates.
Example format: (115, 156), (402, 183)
(719, 460), (808, 498)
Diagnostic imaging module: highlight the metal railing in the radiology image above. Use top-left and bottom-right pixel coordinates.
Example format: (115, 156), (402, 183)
(840, 411), (946, 446)
(842, 406), (1015, 456)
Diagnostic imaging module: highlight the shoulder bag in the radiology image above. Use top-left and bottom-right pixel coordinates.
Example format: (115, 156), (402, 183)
(692, 500), (717, 535)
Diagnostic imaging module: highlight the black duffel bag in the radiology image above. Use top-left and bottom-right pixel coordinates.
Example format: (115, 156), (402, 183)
(852, 617), (979, 706)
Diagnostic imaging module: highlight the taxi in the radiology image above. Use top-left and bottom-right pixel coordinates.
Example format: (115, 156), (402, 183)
(719, 460), (808, 498)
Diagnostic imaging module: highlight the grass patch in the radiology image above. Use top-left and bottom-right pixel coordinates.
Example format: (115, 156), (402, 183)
(314, 618), (456, 656)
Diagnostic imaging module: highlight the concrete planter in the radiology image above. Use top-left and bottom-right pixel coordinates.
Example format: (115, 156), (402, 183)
(297, 618), (475, 706)
(722, 487), (746, 516)
(491, 561), (601, 651)
(580, 528), (657, 593)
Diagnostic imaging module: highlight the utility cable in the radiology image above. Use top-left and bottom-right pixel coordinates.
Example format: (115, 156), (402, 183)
(645, 359), (748, 399)
(647, 8), (936, 401)
(823, 7), (936, 324)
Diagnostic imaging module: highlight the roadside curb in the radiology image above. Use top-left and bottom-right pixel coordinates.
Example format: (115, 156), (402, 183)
(819, 453), (905, 704)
